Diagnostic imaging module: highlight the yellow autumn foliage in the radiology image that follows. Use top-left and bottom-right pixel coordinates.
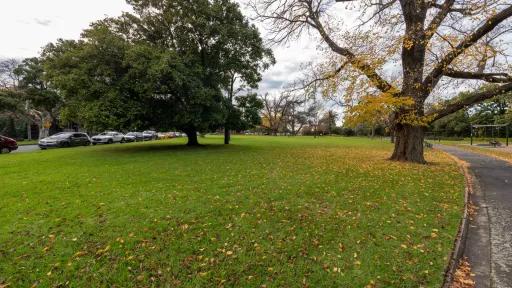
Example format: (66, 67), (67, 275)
(397, 110), (437, 127)
(344, 93), (413, 128)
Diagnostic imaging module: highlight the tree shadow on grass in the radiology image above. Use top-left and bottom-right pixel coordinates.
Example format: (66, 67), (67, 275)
(97, 142), (236, 156)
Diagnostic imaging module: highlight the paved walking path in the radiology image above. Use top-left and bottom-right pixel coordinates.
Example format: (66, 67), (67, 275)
(12, 144), (39, 153)
(438, 145), (512, 288)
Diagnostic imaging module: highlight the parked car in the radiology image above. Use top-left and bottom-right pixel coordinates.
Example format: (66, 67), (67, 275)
(91, 131), (125, 145)
(143, 130), (158, 141)
(39, 132), (91, 149)
(158, 132), (175, 139)
(0, 135), (18, 154)
(124, 132), (144, 142)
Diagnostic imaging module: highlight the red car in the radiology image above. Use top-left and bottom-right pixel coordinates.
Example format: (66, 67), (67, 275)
(0, 135), (18, 154)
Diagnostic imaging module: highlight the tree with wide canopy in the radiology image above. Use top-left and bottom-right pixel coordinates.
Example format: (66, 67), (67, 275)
(44, 0), (272, 146)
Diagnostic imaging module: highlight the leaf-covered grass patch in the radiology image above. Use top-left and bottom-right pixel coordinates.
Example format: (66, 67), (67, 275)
(0, 136), (464, 287)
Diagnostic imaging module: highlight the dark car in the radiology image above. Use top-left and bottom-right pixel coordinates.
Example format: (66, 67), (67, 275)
(124, 132), (144, 142)
(143, 130), (158, 141)
(39, 132), (91, 149)
(0, 135), (18, 154)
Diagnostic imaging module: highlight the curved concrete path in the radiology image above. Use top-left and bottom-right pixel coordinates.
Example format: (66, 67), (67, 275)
(438, 145), (512, 288)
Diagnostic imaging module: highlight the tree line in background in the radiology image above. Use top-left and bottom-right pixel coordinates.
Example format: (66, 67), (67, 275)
(259, 92), (342, 136)
(255, 88), (512, 139)
(3, 48), (511, 141)
(431, 92), (512, 139)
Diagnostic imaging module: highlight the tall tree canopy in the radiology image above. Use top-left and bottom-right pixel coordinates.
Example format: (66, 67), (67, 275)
(15, 57), (62, 138)
(0, 90), (21, 113)
(252, 0), (512, 163)
(226, 92), (265, 133)
(1, 58), (62, 139)
(44, 0), (272, 145)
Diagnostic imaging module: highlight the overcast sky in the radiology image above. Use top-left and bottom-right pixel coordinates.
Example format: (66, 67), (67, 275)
(0, 0), (319, 96)
(0, 1), (130, 58)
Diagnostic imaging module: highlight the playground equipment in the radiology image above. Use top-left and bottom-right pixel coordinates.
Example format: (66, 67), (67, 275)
(470, 124), (509, 147)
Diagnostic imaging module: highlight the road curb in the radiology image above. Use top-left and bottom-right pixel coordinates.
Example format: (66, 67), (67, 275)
(441, 152), (474, 288)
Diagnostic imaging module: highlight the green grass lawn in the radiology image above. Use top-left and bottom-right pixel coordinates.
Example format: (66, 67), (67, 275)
(0, 136), (464, 287)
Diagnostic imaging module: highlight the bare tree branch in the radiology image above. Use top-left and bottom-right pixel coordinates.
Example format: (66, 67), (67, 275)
(425, 0), (455, 42)
(443, 69), (512, 83)
(423, 4), (512, 95)
(357, 0), (399, 26)
(289, 60), (350, 92)
(252, 0), (396, 94)
(426, 82), (512, 121)
(0, 58), (21, 88)
(428, 1), (477, 16)
(306, 3), (395, 93)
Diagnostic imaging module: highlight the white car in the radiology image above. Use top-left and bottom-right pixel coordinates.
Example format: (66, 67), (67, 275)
(91, 131), (125, 145)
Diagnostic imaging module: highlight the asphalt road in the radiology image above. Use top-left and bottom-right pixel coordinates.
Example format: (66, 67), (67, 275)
(13, 144), (40, 153)
(439, 145), (512, 288)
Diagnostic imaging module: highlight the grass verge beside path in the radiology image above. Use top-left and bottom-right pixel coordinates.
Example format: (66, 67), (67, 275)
(0, 136), (464, 287)
(15, 140), (38, 146)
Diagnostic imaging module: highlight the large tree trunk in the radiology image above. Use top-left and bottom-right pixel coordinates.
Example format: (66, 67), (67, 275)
(392, 1), (428, 163)
(185, 129), (199, 146)
(224, 74), (235, 145)
(224, 127), (230, 145)
(390, 124), (425, 164)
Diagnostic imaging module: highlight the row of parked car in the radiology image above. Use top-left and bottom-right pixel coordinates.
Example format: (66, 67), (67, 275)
(0, 131), (187, 154)
(37, 130), (185, 149)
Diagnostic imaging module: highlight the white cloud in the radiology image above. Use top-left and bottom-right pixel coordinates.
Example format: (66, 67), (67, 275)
(34, 18), (53, 27)
(259, 41), (319, 95)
